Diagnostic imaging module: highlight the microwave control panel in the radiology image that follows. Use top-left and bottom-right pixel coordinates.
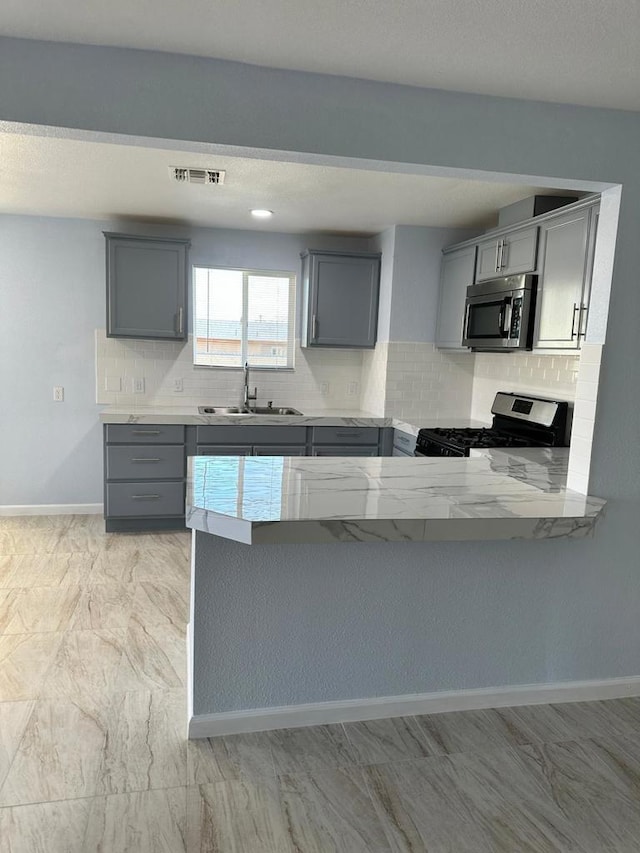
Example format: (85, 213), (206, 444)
(509, 296), (523, 339)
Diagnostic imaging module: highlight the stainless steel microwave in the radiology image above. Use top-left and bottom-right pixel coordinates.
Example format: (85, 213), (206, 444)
(463, 274), (536, 351)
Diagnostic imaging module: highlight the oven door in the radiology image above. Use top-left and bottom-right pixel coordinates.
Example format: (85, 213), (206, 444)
(463, 290), (529, 350)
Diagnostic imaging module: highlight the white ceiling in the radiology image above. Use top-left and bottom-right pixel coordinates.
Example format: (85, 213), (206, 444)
(2, 0), (640, 110)
(0, 133), (578, 234)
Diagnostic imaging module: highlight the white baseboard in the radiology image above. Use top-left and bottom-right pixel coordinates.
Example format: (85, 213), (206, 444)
(188, 675), (640, 739)
(0, 503), (103, 516)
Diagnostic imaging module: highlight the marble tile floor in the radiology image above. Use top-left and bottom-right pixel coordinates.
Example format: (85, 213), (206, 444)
(1, 515), (640, 851)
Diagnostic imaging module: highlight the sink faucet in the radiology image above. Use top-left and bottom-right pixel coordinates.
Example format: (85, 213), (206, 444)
(243, 361), (257, 409)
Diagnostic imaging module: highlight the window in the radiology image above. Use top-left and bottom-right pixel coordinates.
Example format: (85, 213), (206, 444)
(193, 267), (296, 369)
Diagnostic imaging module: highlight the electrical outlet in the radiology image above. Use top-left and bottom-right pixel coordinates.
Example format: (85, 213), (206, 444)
(53, 386), (64, 402)
(319, 381), (330, 396)
(104, 376), (122, 393)
(347, 381), (359, 397)
(133, 377), (145, 394)
(173, 378), (184, 393)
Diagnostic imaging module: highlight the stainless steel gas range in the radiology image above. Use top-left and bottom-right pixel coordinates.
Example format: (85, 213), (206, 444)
(415, 392), (569, 458)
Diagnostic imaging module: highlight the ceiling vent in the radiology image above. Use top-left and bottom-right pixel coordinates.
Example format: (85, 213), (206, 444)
(170, 167), (226, 185)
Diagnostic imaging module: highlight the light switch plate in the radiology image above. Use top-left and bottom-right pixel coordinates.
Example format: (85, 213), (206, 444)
(53, 386), (64, 402)
(319, 381), (330, 396)
(347, 381), (359, 397)
(133, 377), (145, 394)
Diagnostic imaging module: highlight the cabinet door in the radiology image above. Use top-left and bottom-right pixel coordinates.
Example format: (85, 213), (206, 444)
(476, 238), (503, 281)
(106, 234), (189, 339)
(253, 446), (306, 456)
(533, 209), (591, 349)
(500, 227), (538, 276)
(476, 227), (538, 281)
(307, 253), (380, 348)
(436, 246), (476, 348)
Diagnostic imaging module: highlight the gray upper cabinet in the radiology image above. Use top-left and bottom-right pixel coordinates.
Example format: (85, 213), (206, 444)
(301, 250), (381, 348)
(533, 205), (598, 349)
(105, 233), (190, 340)
(475, 226), (538, 282)
(436, 245), (477, 349)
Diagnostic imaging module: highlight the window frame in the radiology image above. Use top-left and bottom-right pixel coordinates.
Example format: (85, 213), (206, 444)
(192, 264), (297, 370)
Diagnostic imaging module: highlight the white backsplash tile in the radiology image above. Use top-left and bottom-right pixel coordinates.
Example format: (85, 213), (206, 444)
(361, 342), (475, 422)
(471, 352), (580, 422)
(96, 330), (598, 494)
(95, 330), (364, 410)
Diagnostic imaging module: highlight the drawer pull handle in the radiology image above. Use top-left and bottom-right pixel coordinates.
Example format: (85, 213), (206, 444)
(336, 431), (363, 437)
(131, 457), (161, 463)
(131, 494), (161, 500)
(132, 430), (161, 435)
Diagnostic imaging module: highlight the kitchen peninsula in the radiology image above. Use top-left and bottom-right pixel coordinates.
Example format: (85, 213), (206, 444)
(186, 450), (605, 737)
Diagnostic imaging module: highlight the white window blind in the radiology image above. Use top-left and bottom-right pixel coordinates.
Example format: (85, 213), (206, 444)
(193, 267), (296, 368)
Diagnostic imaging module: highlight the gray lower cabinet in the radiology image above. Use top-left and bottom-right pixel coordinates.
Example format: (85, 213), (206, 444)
(253, 446), (307, 456)
(198, 445), (252, 456)
(105, 482), (185, 519)
(103, 424), (186, 532)
(312, 446), (379, 457)
(392, 429), (417, 455)
(196, 425), (307, 445)
(301, 250), (381, 349)
(311, 426), (379, 445)
(105, 233), (190, 340)
(311, 426), (381, 458)
(392, 446), (414, 457)
(103, 423), (383, 531)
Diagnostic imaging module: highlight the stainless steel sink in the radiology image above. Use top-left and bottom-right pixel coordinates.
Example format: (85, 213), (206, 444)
(198, 406), (243, 414)
(246, 406), (304, 416)
(198, 405), (304, 416)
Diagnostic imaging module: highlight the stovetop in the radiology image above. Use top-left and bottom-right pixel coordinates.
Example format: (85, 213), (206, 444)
(414, 394), (568, 458)
(416, 426), (536, 455)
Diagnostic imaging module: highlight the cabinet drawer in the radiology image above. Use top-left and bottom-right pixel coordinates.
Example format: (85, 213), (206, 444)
(311, 426), (379, 445)
(106, 445), (184, 480)
(253, 445), (307, 456)
(393, 430), (417, 453)
(105, 481), (185, 517)
(197, 446), (252, 456)
(312, 445), (379, 457)
(105, 424), (185, 444)
(196, 425), (306, 445)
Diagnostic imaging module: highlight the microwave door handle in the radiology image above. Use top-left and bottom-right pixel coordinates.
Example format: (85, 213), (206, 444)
(463, 302), (472, 342)
(498, 299), (512, 337)
(503, 300), (513, 336)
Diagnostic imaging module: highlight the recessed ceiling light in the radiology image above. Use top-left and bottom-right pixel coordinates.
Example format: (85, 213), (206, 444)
(250, 209), (273, 219)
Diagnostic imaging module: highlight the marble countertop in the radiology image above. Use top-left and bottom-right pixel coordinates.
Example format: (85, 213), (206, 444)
(98, 405), (489, 434)
(100, 406), (392, 427)
(185, 449), (605, 545)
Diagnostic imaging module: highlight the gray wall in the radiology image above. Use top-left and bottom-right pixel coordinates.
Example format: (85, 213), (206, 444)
(0, 216), (104, 505)
(1, 37), (639, 695)
(0, 214), (368, 506)
(389, 225), (477, 343)
(194, 531), (627, 713)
